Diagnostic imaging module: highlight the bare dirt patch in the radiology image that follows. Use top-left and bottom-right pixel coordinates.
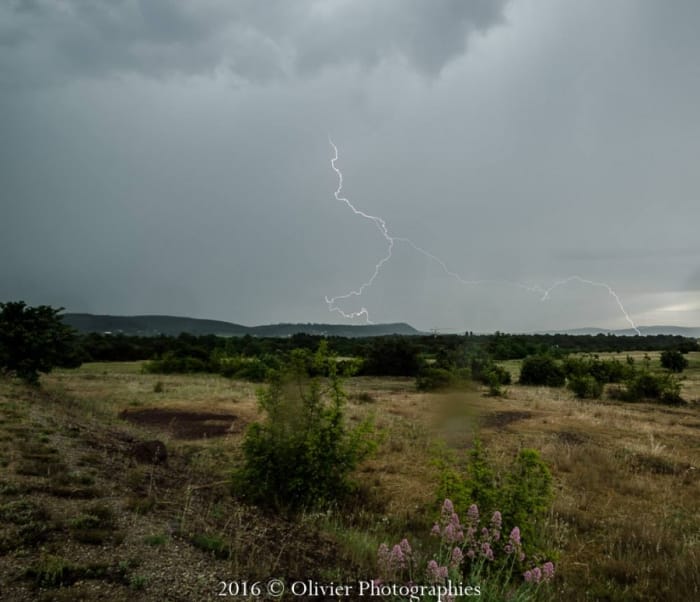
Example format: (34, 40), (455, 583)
(118, 408), (242, 440)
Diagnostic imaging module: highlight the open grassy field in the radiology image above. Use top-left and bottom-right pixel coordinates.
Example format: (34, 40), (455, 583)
(1, 354), (699, 600)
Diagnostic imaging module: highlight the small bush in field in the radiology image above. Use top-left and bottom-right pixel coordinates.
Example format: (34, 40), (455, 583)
(519, 356), (565, 387)
(622, 371), (684, 405)
(416, 366), (455, 391)
(567, 375), (603, 399)
(232, 342), (378, 513)
(660, 349), (688, 373)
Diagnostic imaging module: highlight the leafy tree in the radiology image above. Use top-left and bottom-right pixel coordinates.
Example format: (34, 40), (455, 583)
(0, 301), (81, 385)
(660, 349), (688, 373)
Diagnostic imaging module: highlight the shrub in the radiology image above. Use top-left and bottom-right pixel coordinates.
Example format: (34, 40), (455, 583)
(500, 450), (554, 553)
(567, 375), (603, 399)
(232, 343), (378, 513)
(435, 440), (553, 559)
(563, 356), (631, 384)
(519, 356), (565, 387)
(469, 356), (511, 386)
(622, 371), (684, 405)
(660, 349), (688, 373)
(416, 366), (455, 391)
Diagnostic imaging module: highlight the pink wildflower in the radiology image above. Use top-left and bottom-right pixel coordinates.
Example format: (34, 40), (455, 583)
(481, 542), (494, 561)
(542, 562), (555, 580)
(390, 544), (406, 570)
(450, 546), (464, 569)
(466, 548), (476, 559)
(399, 538), (412, 556)
(431, 523), (441, 537)
(532, 567), (542, 583)
(467, 504), (479, 523)
(523, 570), (533, 583)
(442, 499), (455, 515)
(443, 512), (464, 544)
(509, 527), (521, 546)
(426, 560), (448, 584)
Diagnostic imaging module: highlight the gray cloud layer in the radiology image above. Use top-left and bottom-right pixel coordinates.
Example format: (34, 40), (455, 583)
(1, 0), (507, 86)
(1, 0), (698, 331)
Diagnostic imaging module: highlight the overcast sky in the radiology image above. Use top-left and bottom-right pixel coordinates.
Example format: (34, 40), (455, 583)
(2, 0), (699, 332)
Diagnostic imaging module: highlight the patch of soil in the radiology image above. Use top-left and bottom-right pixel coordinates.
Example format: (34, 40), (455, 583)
(482, 410), (532, 429)
(118, 408), (242, 440)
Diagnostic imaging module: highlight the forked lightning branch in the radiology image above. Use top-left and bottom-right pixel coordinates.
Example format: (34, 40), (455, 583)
(325, 139), (641, 335)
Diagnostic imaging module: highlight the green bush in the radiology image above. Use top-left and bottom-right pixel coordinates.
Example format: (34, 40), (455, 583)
(435, 440), (553, 558)
(621, 371), (684, 405)
(567, 375), (603, 399)
(501, 449), (554, 554)
(469, 356), (511, 386)
(519, 355), (566, 387)
(563, 355), (630, 384)
(232, 343), (378, 513)
(416, 366), (455, 391)
(660, 349), (688, 373)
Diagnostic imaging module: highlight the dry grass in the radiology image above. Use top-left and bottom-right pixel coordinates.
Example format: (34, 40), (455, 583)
(2, 356), (699, 600)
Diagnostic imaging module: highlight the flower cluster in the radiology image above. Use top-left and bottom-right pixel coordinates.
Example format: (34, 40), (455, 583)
(376, 500), (556, 595)
(524, 561), (555, 584)
(431, 499), (465, 544)
(377, 538), (412, 580)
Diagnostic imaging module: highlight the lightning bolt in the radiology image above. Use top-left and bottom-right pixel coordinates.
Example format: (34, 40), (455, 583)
(325, 138), (641, 335)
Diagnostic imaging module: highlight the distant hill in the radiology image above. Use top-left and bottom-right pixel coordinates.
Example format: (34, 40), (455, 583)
(61, 313), (421, 338)
(542, 326), (700, 337)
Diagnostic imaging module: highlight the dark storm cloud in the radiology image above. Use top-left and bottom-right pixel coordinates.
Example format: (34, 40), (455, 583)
(1, 0), (699, 331)
(0, 0), (508, 87)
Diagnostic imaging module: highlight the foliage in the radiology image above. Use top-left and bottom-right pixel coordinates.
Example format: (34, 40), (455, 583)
(470, 356), (512, 387)
(562, 355), (630, 384)
(360, 337), (424, 377)
(143, 352), (208, 374)
(435, 440), (554, 559)
(660, 349), (689, 373)
(233, 343), (378, 513)
(416, 366), (455, 391)
(519, 356), (566, 387)
(616, 370), (684, 405)
(500, 450), (554, 553)
(567, 375), (603, 399)
(376, 499), (556, 601)
(0, 301), (81, 385)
